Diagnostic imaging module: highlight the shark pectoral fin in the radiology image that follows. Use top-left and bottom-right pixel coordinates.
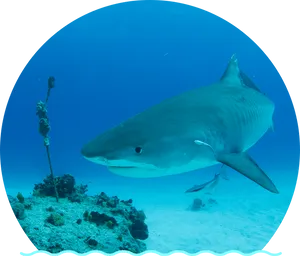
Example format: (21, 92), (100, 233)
(216, 152), (279, 194)
(220, 165), (229, 181)
(270, 120), (275, 132)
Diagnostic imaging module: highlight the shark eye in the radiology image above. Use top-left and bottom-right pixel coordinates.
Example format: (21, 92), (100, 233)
(135, 146), (143, 154)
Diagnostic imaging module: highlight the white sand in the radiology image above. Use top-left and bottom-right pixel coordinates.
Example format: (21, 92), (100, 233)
(78, 170), (295, 253)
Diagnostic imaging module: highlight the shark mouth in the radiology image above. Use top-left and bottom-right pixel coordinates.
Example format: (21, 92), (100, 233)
(83, 156), (137, 168)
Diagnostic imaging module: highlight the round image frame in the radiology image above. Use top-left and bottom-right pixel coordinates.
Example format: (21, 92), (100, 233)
(0, 1), (300, 255)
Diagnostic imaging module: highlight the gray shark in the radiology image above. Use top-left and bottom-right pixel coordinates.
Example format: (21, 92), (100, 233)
(81, 54), (279, 194)
(186, 166), (228, 194)
(185, 173), (221, 194)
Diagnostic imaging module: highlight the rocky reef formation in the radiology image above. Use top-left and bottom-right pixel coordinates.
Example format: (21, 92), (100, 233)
(188, 197), (218, 211)
(8, 174), (148, 253)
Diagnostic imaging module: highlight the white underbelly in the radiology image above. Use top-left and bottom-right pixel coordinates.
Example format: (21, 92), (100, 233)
(108, 158), (218, 178)
(164, 158), (218, 176)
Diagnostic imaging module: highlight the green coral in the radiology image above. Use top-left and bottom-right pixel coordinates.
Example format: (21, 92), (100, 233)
(106, 220), (114, 229)
(24, 203), (32, 210)
(46, 213), (64, 226)
(12, 202), (25, 220)
(16, 192), (25, 203)
(46, 206), (55, 212)
(83, 210), (92, 221)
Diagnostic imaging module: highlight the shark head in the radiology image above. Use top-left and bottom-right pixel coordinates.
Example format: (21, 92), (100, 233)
(81, 117), (214, 178)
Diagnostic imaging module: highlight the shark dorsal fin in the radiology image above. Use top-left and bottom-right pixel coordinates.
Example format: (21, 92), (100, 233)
(221, 54), (262, 93)
(221, 54), (241, 86)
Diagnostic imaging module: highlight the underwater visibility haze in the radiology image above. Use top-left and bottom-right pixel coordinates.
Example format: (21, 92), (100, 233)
(0, 1), (299, 254)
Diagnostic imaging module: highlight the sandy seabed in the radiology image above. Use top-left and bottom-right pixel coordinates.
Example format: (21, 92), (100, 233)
(4, 169), (295, 253)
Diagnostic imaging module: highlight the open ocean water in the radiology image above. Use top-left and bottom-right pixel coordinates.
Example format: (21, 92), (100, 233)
(0, 1), (299, 254)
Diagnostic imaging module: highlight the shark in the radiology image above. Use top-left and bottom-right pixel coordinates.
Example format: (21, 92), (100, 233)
(185, 165), (229, 196)
(185, 165), (229, 194)
(185, 173), (221, 194)
(81, 54), (279, 194)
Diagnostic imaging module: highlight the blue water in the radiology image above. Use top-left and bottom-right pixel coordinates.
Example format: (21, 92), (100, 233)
(0, 1), (299, 253)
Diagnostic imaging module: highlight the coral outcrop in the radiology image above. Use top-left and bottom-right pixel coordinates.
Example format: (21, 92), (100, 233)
(8, 174), (148, 254)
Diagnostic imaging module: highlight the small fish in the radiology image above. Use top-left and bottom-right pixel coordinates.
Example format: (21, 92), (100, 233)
(185, 173), (221, 194)
(185, 165), (228, 194)
(164, 53), (169, 57)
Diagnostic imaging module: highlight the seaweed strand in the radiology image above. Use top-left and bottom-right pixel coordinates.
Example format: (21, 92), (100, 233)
(36, 76), (59, 202)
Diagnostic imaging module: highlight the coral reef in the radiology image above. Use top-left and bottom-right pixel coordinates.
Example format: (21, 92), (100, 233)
(191, 198), (204, 211)
(188, 197), (218, 211)
(11, 202), (26, 220)
(17, 192), (25, 203)
(46, 213), (65, 226)
(95, 192), (148, 240)
(88, 211), (118, 228)
(8, 174), (148, 254)
(33, 174), (87, 203)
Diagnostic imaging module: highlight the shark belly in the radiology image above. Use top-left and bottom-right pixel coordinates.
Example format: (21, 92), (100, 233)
(108, 158), (218, 178)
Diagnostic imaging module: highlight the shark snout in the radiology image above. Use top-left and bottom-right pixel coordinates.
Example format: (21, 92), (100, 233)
(81, 143), (95, 158)
(81, 150), (107, 166)
(81, 143), (106, 163)
(81, 141), (124, 167)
